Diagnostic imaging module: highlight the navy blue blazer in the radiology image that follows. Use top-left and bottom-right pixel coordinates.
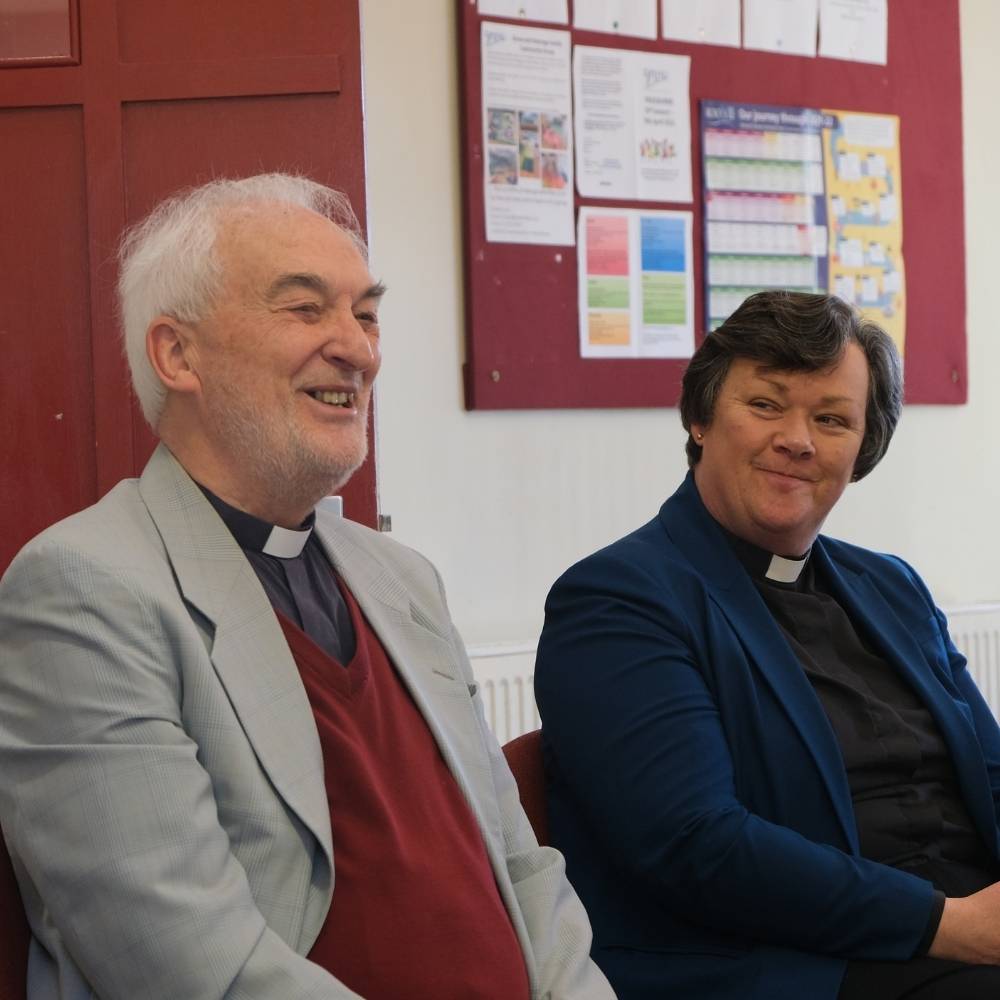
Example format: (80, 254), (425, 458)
(535, 473), (1000, 1000)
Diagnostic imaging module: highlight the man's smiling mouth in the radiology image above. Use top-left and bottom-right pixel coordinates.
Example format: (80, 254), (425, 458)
(308, 389), (356, 408)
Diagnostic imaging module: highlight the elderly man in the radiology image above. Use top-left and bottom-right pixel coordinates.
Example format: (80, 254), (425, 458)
(0, 174), (613, 1000)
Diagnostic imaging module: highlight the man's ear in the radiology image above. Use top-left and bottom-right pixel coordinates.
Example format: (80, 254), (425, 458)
(146, 316), (201, 395)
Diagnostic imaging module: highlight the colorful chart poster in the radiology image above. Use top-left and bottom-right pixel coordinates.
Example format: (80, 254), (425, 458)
(700, 100), (905, 353)
(581, 212), (631, 351)
(579, 207), (694, 358)
(481, 21), (574, 245)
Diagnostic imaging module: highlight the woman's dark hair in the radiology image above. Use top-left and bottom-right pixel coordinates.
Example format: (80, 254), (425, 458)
(680, 290), (903, 481)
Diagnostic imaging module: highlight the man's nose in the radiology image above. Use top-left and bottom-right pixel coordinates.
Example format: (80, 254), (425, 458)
(320, 309), (379, 373)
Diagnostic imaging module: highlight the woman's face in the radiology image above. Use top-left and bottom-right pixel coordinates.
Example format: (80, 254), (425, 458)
(690, 343), (869, 557)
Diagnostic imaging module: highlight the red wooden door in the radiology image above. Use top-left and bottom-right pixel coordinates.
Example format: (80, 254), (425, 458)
(0, 0), (375, 575)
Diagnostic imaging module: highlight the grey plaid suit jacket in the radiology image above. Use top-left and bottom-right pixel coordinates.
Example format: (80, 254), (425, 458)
(0, 445), (612, 1000)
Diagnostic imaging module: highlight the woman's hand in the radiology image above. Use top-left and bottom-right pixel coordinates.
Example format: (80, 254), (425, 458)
(930, 883), (1000, 964)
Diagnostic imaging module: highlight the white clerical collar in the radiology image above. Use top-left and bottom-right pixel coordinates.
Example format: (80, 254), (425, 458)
(261, 523), (312, 558)
(765, 552), (809, 584)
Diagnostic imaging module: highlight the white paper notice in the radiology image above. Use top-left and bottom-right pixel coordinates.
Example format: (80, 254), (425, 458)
(481, 21), (574, 245)
(662, 0), (740, 47)
(578, 207), (694, 359)
(819, 0), (887, 65)
(573, 0), (657, 39)
(574, 46), (692, 202)
(478, 0), (568, 25)
(744, 0), (818, 57)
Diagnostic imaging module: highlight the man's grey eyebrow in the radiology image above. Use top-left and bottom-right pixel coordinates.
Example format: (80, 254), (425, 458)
(265, 274), (386, 304)
(266, 273), (330, 298)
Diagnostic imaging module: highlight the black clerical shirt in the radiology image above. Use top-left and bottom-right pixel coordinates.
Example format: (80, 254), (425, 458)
(726, 534), (999, 952)
(199, 487), (356, 665)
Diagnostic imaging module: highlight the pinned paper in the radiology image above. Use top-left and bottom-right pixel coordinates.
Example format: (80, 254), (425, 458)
(573, 0), (657, 39)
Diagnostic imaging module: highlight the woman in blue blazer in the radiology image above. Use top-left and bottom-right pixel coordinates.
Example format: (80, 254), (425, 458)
(536, 291), (1000, 999)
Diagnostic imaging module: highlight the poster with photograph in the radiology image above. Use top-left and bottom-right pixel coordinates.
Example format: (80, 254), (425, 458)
(482, 21), (574, 244)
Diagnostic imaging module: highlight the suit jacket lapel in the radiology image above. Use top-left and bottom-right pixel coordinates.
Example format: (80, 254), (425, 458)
(816, 547), (998, 842)
(313, 516), (504, 849)
(138, 445), (333, 863)
(815, 546), (972, 738)
(662, 477), (858, 847)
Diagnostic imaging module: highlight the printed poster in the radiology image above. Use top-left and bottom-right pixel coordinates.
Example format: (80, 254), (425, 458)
(700, 100), (904, 353)
(578, 207), (694, 359)
(574, 46), (692, 202)
(481, 21), (575, 245)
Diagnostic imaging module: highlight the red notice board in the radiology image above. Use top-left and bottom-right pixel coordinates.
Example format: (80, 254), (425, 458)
(458, 0), (966, 409)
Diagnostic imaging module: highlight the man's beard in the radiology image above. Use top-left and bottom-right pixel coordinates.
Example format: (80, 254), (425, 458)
(203, 381), (368, 517)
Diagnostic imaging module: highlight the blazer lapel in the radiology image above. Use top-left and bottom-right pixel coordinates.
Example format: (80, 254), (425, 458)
(816, 547), (999, 844)
(313, 516), (504, 849)
(815, 547), (967, 730)
(138, 446), (333, 863)
(662, 477), (858, 847)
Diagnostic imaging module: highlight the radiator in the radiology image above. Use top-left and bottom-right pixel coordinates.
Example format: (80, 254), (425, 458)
(467, 641), (539, 746)
(947, 604), (1000, 713)
(467, 603), (1000, 744)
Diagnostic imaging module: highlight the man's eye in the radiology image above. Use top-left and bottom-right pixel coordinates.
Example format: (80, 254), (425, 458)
(291, 303), (321, 317)
(356, 312), (380, 330)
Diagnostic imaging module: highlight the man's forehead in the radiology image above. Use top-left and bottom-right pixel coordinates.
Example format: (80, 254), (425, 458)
(218, 203), (352, 248)
(215, 204), (370, 284)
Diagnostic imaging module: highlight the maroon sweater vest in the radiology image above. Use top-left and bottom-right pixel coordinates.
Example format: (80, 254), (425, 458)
(277, 586), (530, 1000)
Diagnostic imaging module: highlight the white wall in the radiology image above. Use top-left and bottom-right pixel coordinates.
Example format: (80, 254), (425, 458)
(361, 0), (1000, 648)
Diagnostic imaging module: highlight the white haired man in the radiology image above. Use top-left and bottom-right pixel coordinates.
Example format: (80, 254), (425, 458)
(0, 175), (613, 1000)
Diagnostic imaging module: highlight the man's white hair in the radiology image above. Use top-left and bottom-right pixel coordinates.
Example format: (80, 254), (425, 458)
(118, 173), (365, 428)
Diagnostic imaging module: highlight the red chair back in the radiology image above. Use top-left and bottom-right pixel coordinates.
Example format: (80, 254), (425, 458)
(0, 842), (29, 998)
(502, 729), (549, 846)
